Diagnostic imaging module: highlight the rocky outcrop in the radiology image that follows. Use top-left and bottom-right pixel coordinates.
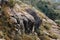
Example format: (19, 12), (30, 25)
(0, 0), (60, 40)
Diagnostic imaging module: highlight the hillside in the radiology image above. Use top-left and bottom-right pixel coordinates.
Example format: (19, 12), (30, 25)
(0, 0), (60, 40)
(20, 0), (60, 25)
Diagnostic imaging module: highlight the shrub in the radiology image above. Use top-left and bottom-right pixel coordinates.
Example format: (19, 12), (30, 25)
(9, 0), (15, 7)
(37, 1), (59, 20)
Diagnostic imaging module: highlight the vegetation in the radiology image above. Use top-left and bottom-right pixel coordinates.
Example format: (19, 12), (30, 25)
(9, 0), (15, 7)
(36, 1), (58, 20)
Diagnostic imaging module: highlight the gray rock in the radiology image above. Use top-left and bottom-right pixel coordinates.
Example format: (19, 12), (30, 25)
(10, 17), (17, 24)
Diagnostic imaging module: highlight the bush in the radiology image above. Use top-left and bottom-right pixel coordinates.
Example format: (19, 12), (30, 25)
(37, 1), (59, 20)
(9, 0), (15, 7)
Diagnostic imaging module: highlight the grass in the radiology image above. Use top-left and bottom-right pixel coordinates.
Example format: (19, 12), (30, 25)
(44, 25), (51, 30)
(39, 35), (50, 40)
(48, 32), (58, 39)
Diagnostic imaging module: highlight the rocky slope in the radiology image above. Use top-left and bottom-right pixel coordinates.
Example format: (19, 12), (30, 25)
(0, 0), (60, 40)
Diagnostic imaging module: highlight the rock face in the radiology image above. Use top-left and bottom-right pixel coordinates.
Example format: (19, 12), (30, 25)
(0, 0), (60, 40)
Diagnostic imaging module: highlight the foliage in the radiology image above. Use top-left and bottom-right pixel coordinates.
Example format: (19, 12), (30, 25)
(36, 1), (59, 20)
(9, 0), (15, 7)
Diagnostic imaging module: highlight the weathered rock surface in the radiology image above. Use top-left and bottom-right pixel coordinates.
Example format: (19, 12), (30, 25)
(0, 0), (60, 40)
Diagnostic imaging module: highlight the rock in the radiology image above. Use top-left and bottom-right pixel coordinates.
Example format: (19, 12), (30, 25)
(0, 39), (5, 40)
(9, 17), (17, 24)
